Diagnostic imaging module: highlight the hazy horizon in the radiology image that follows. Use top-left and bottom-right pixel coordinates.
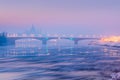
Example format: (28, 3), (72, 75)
(0, 0), (120, 35)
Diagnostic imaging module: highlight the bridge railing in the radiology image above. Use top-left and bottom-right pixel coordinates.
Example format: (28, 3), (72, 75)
(7, 33), (44, 37)
(6, 33), (103, 39)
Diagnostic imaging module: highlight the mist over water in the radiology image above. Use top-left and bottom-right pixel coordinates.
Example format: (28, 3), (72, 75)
(0, 40), (120, 80)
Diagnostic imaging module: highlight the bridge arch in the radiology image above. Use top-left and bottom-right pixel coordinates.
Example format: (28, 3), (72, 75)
(47, 39), (58, 47)
(15, 38), (42, 48)
(57, 39), (74, 47)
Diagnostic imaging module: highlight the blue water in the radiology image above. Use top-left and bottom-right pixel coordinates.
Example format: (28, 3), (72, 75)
(0, 46), (120, 80)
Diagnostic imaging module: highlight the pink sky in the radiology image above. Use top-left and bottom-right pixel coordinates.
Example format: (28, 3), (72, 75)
(0, 0), (120, 35)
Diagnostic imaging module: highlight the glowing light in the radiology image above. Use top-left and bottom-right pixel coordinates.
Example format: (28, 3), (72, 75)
(49, 39), (57, 42)
(22, 34), (27, 37)
(100, 36), (120, 42)
(85, 35), (89, 38)
(78, 35), (82, 38)
(70, 34), (74, 37)
(30, 34), (35, 37)
(47, 34), (50, 37)
(38, 34), (42, 37)
(54, 34), (58, 37)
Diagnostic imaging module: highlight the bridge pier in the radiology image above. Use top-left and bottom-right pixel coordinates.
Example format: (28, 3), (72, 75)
(42, 40), (47, 45)
(74, 40), (79, 48)
(41, 40), (47, 49)
(41, 40), (49, 53)
(74, 40), (79, 45)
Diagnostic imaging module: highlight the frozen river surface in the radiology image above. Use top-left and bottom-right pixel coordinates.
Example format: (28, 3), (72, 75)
(0, 46), (120, 80)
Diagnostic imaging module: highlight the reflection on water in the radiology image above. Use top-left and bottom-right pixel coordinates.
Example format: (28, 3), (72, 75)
(0, 45), (120, 80)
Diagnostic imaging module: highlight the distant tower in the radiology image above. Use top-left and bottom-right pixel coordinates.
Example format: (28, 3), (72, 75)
(24, 24), (42, 34)
(30, 24), (36, 34)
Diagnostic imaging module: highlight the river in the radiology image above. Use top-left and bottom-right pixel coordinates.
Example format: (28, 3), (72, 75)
(0, 45), (120, 80)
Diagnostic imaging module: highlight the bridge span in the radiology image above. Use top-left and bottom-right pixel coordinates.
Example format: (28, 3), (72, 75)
(6, 36), (100, 46)
(0, 33), (101, 46)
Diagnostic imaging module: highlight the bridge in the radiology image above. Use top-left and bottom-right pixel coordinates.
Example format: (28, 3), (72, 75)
(0, 33), (101, 46)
